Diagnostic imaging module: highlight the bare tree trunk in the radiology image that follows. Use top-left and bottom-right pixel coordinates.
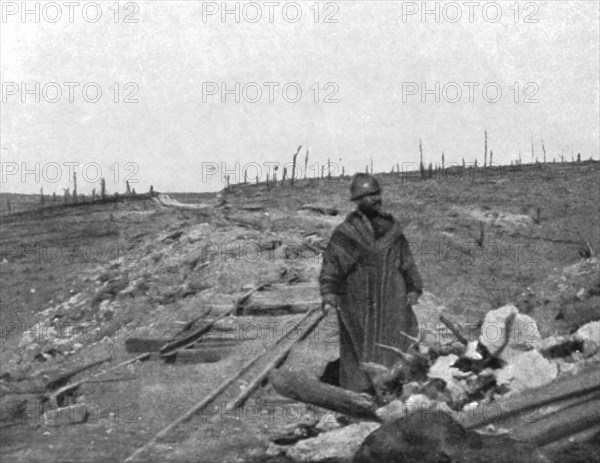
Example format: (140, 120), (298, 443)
(291, 145), (301, 185)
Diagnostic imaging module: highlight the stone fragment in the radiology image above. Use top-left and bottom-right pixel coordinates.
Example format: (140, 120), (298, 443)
(479, 304), (541, 362)
(42, 403), (91, 426)
(464, 341), (483, 360)
(573, 321), (600, 357)
(427, 354), (468, 403)
(496, 350), (558, 396)
(375, 399), (405, 422)
(268, 421), (380, 462)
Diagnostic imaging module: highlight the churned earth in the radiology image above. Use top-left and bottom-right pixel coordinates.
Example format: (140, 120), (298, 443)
(1, 162), (599, 462)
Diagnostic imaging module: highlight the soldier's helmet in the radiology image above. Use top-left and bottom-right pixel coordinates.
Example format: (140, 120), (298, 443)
(349, 173), (381, 200)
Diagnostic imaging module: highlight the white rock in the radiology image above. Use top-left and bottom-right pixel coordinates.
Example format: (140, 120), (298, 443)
(427, 354), (468, 403)
(480, 304), (541, 361)
(274, 421), (380, 462)
(464, 341), (483, 360)
(403, 394), (433, 415)
(428, 354), (460, 383)
(573, 321), (600, 357)
(496, 350), (558, 396)
(375, 399), (405, 422)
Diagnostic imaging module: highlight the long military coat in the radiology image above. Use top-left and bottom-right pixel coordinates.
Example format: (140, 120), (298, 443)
(319, 210), (423, 392)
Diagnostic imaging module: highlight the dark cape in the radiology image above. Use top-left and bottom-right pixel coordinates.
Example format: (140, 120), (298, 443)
(319, 210), (423, 392)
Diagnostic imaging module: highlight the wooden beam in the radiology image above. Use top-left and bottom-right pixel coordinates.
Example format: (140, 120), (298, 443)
(243, 302), (316, 316)
(510, 399), (600, 445)
(269, 368), (380, 421)
(123, 308), (320, 463)
(45, 356), (112, 390)
(462, 367), (600, 429)
(222, 309), (326, 411)
(169, 347), (233, 364)
(159, 311), (234, 358)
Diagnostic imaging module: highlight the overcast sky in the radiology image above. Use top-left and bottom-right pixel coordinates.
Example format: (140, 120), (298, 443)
(1, 1), (598, 194)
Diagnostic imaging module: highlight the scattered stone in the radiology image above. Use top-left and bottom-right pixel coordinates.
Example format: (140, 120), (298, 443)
(427, 354), (468, 403)
(42, 403), (90, 426)
(464, 341), (483, 360)
(479, 304), (541, 362)
(551, 358), (578, 376)
(495, 350), (558, 396)
(268, 421), (380, 462)
(375, 399), (405, 422)
(354, 409), (546, 463)
(573, 321), (600, 357)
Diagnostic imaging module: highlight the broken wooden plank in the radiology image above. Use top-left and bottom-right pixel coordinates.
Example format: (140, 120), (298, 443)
(269, 368), (380, 421)
(542, 423), (600, 452)
(123, 307), (321, 463)
(223, 308), (326, 411)
(488, 389), (600, 430)
(462, 367), (600, 430)
(49, 353), (150, 407)
(126, 337), (238, 353)
(168, 347), (233, 364)
(159, 311), (235, 358)
(300, 205), (339, 216)
(234, 281), (272, 315)
(126, 309), (213, 353)
(243, 302), (318, 316)
(175, 309), (213, 335)
(45, 356), (112, 390)
(509, 399), (600, 446)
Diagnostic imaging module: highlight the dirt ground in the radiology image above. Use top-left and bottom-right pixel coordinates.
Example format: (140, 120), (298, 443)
(1, 162), (599, 462)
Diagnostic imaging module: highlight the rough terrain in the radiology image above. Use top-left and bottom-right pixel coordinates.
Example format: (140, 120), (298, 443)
(1, 162), (599, 462)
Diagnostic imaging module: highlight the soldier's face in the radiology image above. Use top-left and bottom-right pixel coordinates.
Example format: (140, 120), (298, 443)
(356, 192), (382, 216)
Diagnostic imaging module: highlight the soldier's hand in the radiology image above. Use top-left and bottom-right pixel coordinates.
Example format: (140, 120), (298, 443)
(321, 302), (336, 315)
(407, 292), (420, 306)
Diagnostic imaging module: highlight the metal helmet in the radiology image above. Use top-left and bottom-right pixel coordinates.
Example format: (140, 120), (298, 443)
(349, 173), (381, 200)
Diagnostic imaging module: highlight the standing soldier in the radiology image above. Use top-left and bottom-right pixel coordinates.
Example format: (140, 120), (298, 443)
(319, 173), (423, 393)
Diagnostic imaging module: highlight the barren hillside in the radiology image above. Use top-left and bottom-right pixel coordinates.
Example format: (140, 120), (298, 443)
(1, 162), (599, 463)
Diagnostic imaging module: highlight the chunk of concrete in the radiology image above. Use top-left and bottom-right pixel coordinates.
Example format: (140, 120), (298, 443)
(427, 354), (468, 403)
(464, 341), (483, 360)
(573, 321), (600, 357)
(480, 304), (541, 362)
(267, 421), (380, 462)
(496, 350), (558, 396)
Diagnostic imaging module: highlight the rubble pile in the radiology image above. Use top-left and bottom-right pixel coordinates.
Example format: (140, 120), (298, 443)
(269, 302), (600, 462)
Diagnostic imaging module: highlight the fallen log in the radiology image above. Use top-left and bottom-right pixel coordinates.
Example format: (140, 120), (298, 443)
(269, 368), (380, 421)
